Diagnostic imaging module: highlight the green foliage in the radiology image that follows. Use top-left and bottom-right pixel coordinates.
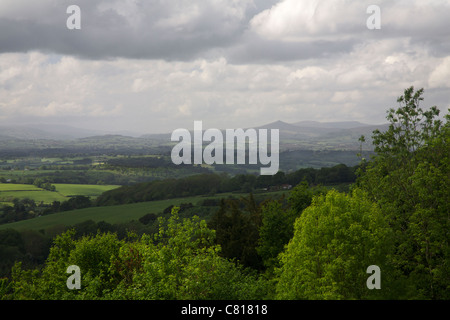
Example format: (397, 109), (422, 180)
(0, 228), (51, 279)
(257, 182), (327, 271)
(371, 87), (442, 157)
(208, 195), (263, 270)
(95, 165), (357, 206)
(358, 87), (450, 299)
(288, 181), (327, 215)
(257, 200), (293, 271)
(5, 207), (269, 300)
(95, 173), (227, 206)
(276, 189), (394, 300)
(114, 208), (268, 300)
(0, 229), (25, 278)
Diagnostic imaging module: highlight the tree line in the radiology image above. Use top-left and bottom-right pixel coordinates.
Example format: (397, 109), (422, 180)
(94, 164), (356, 206)
(0, 163), (355, 226)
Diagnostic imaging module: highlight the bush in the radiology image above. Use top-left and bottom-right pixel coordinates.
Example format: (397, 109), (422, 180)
(6, 208), (270, 300)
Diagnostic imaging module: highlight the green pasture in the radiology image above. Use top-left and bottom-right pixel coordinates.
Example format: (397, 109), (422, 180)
(0, 190), (289, 232)
(0, 195), (214, 231)
(0, 183), (120, 205)
(0, 184), (42, 191)
(53, 184), (120, 197)
(0, 190), (68, 204)
(0, 183), (66, 204)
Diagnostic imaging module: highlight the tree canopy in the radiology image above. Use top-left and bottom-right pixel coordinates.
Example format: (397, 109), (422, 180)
(357, 86), (450, 299)
(276, 189), (394, 300)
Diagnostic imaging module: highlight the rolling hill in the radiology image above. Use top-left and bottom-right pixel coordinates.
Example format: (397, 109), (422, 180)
(255, 120), (388, 150)
(0, 120), (387, 155)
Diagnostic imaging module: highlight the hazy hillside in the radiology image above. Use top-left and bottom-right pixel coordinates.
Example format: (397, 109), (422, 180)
(255, 120), (388, 150)
(0, 124), (104, 140)
(0, 124), (145, 141)
(0, 120), (387, 153)
(292, 120), (369, 129)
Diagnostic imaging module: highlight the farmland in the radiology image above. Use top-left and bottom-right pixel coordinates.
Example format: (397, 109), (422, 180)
(0, 161), (356, 230)
(0, 190), (289, 232)
(0, 182), (120, 206)
(0, 197), (200, 231)
(53, 184), (120, 197)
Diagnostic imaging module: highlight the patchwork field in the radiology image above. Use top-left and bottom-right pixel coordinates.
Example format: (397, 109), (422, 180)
(0, 183), (120, 205)
(0, 190), (290, 232)
(0, 195), (218, 231)
(0, 183), (42, 191)
(53, 184), (120, 197)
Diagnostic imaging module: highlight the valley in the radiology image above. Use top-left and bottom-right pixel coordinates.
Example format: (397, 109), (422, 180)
(0, 119), (373, 232)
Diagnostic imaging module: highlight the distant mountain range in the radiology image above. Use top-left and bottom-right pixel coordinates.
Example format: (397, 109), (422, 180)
(292, 120), (370, 129)
(253, 120), (388, 150)
(0, 124), (142, 141)
(256, 120), (373, 135)
(0, 120), (388, 151)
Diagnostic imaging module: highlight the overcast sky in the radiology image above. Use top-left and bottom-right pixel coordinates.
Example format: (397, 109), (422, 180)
(1, 0), (449, 135)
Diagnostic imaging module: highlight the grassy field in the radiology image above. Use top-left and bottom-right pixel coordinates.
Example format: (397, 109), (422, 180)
(53, 184), (120, 197)
(0, 183), (67, 204)
(0, 183), (120, 205)
(0, 195), (220, 231)
(0, 190), (289, 232)
(0, 190), (68, 204)
(0, 184), (42, 191)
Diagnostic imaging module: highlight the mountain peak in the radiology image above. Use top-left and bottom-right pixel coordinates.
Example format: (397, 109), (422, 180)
(257, 120), (301, 131)
(292, 120), (369, 129)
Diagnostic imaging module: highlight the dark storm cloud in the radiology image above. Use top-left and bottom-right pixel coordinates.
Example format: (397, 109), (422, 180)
(0, 0), (363, 63)
(0, 0), (280, 61)
(1, 0), (450, 63)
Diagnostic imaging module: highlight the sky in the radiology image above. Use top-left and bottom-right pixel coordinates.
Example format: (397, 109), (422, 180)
(0, 0), (449, 135)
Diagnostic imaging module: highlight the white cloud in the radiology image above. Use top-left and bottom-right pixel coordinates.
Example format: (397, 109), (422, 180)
(287, 66), (332, 89)
(1, 43), (448, 133)
(131, 78), (151, 93)
(429, 56), (450, 88)
(250, 0), (367, 40)
(249, 0), (450, 48)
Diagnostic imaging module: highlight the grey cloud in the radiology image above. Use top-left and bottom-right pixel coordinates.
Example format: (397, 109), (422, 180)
(0, 0), (267, 61)
(0, 0), (366, 63)
(226, 35), (358, 64)
(2, 0), (449, 63)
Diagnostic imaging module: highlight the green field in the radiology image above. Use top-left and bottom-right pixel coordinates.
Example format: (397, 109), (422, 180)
(0, 190), (68, 204)
(0, 184), (42, 191)
(0, 195), (218, 231)
(53, 184), (120, 197)
(0, 183), (66, 204)
(0, 183), (120, 205)
(0, 191), (289, 232)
